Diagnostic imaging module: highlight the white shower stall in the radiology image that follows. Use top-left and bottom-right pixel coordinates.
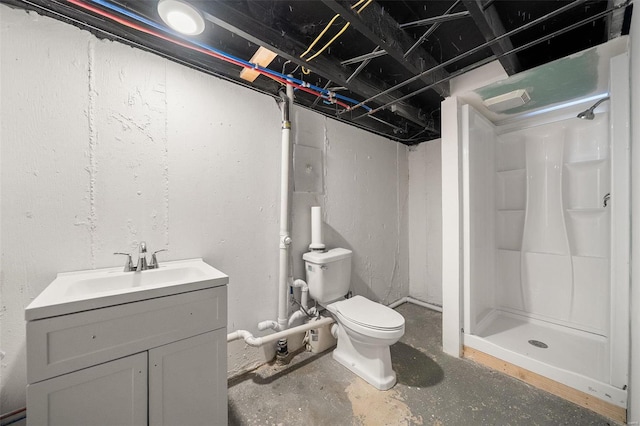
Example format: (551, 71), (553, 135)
(460, 53), (630, 412)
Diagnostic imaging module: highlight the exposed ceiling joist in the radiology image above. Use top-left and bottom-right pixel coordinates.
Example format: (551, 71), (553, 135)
(462, 0), (522, 75)
(199, 2), (431, 129)
(399, 11), (470, 29)
(319, 0), (451, 97)
(607, 0), (631, 38)
(5, 0), (629, 145)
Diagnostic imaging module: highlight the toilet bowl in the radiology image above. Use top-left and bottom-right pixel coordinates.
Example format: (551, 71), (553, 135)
(326, 295), (405, 390)
(303, 248), (405, 390)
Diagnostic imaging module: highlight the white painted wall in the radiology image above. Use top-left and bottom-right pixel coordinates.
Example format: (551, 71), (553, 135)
(0, 6), (409, 413)
(289, 105), (410, 304)
(629, 7), (640, 424)
(408, 141), (442, 305)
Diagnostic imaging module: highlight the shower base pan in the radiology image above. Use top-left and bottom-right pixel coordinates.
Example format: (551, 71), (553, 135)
(462, 310), (626, 423)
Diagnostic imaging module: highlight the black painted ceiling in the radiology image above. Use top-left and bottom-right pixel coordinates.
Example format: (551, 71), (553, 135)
(2, 0), (633, 144)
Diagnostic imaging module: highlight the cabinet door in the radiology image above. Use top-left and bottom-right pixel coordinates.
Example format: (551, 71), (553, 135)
(27, 352), (147, 426)
(149, 330), (227, 426)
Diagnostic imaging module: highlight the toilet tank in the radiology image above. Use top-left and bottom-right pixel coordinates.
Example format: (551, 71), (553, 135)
(303, 248), (352, 304)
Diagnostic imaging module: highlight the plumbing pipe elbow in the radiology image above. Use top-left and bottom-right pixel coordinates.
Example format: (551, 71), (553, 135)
(244, 336), (263, 347)
(258, 320), (280, 331)
(226, 330), (263, 347)
(292, 279), (310, 310)
(292, 279), (308, 290)
(287, 310), (307, 328)
(227, 330), (252, 343)
(331, 323), (339, 339)
(228, 316), (335, 349)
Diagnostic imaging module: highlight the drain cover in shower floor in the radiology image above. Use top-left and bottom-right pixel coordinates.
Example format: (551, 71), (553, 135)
(528, 339), (548, 348)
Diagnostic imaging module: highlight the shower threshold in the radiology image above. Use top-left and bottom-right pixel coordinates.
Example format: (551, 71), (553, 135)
(462, 309), (626, 421)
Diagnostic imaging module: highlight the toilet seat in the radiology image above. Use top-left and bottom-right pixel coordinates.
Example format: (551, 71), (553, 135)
(328, 296), (405, 340)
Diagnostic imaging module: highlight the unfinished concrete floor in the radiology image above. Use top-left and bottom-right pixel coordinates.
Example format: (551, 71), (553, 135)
(228, 303), (614, 425)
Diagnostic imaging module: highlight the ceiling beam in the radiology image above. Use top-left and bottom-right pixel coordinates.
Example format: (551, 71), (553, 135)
(319, 0), (450, 97)
(198, 2), (431, 129)
(5, 0), (280, 91)
(399, 11), (470, 29)
(461, 0), (521, 75)
(606, 0), (629, 39)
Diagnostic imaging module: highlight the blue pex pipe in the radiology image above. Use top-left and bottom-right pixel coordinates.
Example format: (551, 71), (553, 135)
(86, 0), (372, 111)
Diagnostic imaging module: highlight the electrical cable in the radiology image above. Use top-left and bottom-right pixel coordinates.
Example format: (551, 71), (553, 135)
(304, 22), (351, 62)
(70, 0), (369, 110)
(304, 0), (373, 63)
(299, 14), (341, 58)
(291, 298), (314, 318)
(300, 0), (366, 59)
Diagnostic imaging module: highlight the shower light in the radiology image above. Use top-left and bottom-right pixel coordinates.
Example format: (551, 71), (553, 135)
(157, 0), (205, 35)
(483, 89), (531, 113)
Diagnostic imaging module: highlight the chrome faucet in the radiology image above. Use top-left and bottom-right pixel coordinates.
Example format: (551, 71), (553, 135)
(114, 242), (166, 272)
(136, 241), (148, 271)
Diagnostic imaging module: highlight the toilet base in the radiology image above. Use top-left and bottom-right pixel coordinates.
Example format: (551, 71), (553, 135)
(332, 326), (397, 391)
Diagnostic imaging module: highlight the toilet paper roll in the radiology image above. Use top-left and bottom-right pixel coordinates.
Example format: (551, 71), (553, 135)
(309, 206), (325, 250)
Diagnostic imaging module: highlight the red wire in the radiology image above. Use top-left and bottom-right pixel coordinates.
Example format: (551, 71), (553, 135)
(0, 407), (26, 421)
(66, 0), (350, 109)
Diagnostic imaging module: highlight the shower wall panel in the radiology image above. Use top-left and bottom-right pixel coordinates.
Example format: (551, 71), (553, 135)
(495, 134), (526, 312)
(521, 127), (573, 321)
(462, 106), (496, 332)
(495, 114), (611, 335)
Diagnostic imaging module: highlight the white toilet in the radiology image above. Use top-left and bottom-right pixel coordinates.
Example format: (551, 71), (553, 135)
(303, 248), (405, 390)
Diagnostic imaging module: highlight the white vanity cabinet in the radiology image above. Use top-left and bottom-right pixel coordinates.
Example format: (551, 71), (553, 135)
(25, 261), (228, 426)
(149, 329), (227, 425)
(27, 352), (148, 426)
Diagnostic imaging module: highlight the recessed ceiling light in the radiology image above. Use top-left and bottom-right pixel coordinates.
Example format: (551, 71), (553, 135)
(157, 0), (205, 35)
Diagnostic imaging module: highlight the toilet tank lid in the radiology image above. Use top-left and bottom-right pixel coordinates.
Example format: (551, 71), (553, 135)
(303, 248), (352, 264)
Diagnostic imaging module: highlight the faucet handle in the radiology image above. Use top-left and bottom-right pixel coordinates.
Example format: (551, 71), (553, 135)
(114, 252), (133, 272)
(139, 241), (147, 253)
(149, 249), (167, 269)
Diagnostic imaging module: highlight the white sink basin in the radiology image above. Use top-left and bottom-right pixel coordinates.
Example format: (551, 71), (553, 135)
(26, 259), (228, 321)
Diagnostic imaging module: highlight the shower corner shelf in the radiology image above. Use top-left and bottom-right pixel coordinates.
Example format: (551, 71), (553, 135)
(496, 248), (521, 253)
(566, 208), (607, 214)
(564, 158), (608, 168)
(572, 253), (608, 260)
(496, 168), (525, 175)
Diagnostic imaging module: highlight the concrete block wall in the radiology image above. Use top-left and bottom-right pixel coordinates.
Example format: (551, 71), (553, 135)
(0, 6), (410, 412)
(408, 141), (442, 305)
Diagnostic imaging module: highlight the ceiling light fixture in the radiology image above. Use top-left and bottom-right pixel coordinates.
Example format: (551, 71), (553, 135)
(483, 89), (531, 113)
(157, 0), (205, 35)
